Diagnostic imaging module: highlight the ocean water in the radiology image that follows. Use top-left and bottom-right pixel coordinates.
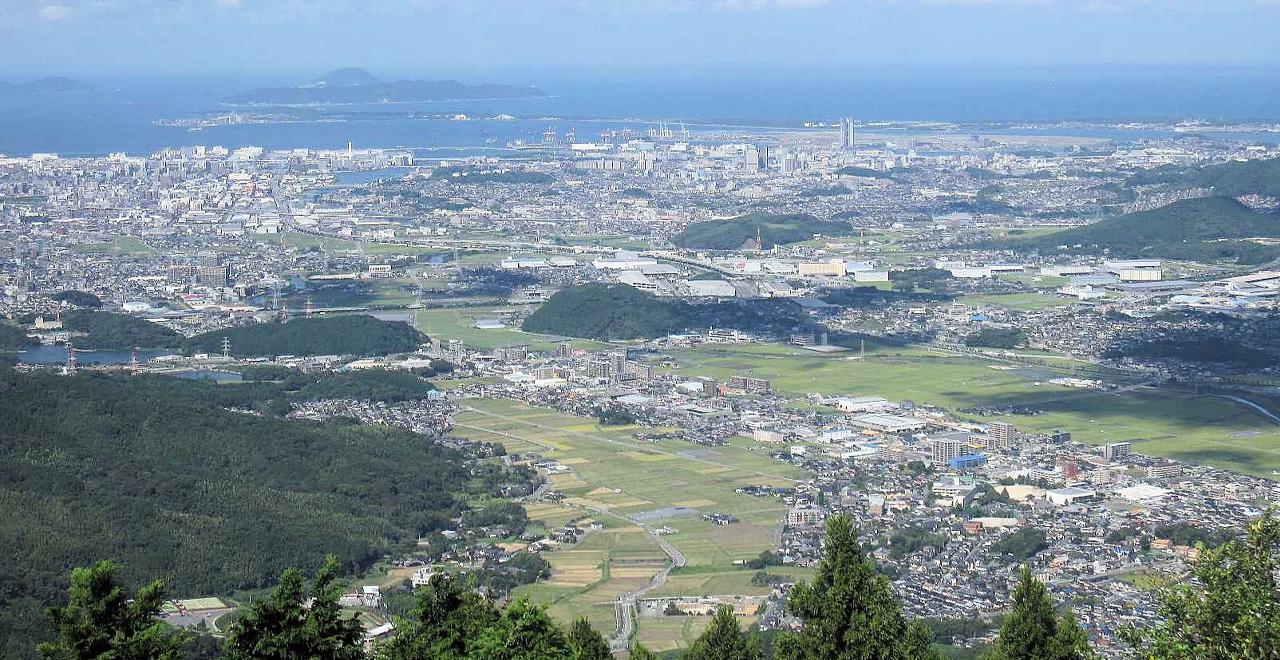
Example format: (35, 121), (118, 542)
(2, 66), (1279, 156)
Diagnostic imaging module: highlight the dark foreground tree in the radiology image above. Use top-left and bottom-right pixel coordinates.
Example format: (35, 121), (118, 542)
(686, 605), (762, 660)
(379, 573), (498, 660)
(775, 515), (940, 660)
(628, 642), (660, 660)
(467, 597), (572, 660)
(1121, 510), (1280, 660)
(566, 617), (612, 660)
(984, 567), (1091, 660)
(223, 556), (365, 660)
(38, 561), (188, 660)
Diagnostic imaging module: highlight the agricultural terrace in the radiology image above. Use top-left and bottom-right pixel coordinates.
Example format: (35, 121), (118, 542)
(449, 398), (809, 637)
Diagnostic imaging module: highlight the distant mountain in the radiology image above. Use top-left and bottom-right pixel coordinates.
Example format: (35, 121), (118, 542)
(672, 212), (855, 250)
(308, 67), (381, 87)
(999, 196), (1280, 264)
(0, 76), (94, 95)
(226, 67), (543, 104)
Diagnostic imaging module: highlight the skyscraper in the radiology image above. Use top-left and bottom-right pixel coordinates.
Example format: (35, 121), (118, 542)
(839, 117), (856, 150)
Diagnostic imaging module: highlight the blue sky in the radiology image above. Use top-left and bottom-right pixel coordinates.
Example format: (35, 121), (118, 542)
(2, 0), (1279, 78)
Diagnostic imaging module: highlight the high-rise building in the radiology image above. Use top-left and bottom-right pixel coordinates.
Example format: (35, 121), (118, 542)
(743, 145), (760, 173)
(839, 117), (856, 150)
(929, 438), (964, 466)
(1104, 442), (1132, 462)
(557, 341), (573, 359)
(989, 421), (1016, 449)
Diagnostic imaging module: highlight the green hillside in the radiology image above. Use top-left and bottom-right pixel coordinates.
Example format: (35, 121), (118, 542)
(61, 311), (183, 349)
(521, 283), (804, 340)
(184, 315), (428, 357)
(0, 323), (36, 351)
(1125, 156), (1280, 197)
(672, 212), (854, 250)
(1001, 196), (1280, 264)
(0, 371), (475, 658)
(522, 283), (689, 339)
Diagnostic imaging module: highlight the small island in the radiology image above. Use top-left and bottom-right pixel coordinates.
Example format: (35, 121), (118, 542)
(0, 76), (94, 95)
(225, 67), (543, 105)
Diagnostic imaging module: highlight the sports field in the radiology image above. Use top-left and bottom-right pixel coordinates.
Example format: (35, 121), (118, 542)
(453, 398), (807, 640)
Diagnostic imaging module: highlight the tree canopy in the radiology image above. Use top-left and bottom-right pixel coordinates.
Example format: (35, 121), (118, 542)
(984, 567), (1091, 660)
(775, 515), (941, 660)
(1121, 511), (1280, 659)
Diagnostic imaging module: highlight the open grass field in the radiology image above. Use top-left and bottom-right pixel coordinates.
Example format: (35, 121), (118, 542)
(415, 306), (609, 351)
(281, 279), (422, 308)
(672, 346), (1058, 409)
(671, 347), (1280, 477)
(956, 293), (1077, 311)
(254, 231), (443, 256)
(69, 236), (156, 256)
(455, 398), (806, 640)
(1005, 387), (1280, 477)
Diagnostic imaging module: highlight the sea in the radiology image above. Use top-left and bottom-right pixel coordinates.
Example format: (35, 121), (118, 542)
(2, 65), (1280, 157)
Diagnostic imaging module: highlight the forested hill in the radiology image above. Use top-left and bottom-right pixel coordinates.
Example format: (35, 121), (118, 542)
(62, 310), (184, 349)
(0, 371), (468, 657)
(995, 196), (1280, 264)
(523, 283), (689, 339)
(1125, 156), (1280, 198)
(672, 212), (854, 250)
(183, 315), (428, 357)
(521, 283), (804, 340)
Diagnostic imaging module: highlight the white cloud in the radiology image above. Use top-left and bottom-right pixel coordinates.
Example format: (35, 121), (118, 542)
(38, 3), (71, 19)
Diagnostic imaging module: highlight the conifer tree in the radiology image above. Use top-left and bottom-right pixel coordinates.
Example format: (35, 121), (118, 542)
(775, 515), (940, 660)
(38, 561), (188, 660)
(223, 556), (365, 660)
(566, 617), (612, 660)
(686, 605), (762, 660)
(378, 573), (498, 660)
(985, 567), (1091, 660)
(628, 642), (660, 660)
(467, 597), (572, 660)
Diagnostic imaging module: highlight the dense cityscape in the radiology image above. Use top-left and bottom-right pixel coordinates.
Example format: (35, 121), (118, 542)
(4, 92), (1280, 659)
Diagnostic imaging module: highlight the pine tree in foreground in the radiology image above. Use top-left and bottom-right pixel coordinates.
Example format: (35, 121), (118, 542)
(38, 560), (188, 660)
(984, 567), (1092, 660)
(566, 617), (613, 660)
(378, 572), (499, 660)
(775, 515), (940, 660)
(685, 605), (763, 660)
(1120, 510), (1280, 660)
(223, 556), (365, 660)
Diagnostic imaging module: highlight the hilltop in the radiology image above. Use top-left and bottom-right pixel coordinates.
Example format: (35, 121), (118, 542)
(672, 212), (855, 250)
(1125, 156), (1280, 198)
(997, 196), (1280, 264)
(522, 283), (689, 340)
(522, 283), (805, 340)
(226, 68), (543, 104)
(183, 315), (428, 357)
